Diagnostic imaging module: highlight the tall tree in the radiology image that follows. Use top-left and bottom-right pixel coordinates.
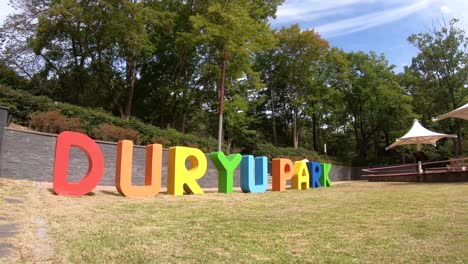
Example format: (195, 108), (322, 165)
(0, 0), (48, 79)
(408, 19), (468, 156)
(185, 0), (282, 140)
(2, 0), (164, 118)
(134, 0), (282, 135)
(256, 24), (329, 148)
(328, 49), (414, 164)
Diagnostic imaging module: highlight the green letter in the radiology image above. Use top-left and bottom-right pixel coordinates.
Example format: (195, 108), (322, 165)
(210, 152), (242, 193)
(320, 163), (332, 187)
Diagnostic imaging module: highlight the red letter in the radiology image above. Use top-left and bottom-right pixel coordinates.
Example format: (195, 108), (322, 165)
(53, 131), (104, 196)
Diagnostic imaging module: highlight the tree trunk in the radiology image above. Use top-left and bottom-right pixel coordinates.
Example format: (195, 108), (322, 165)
(293, 108), (299, 148)
(226, 138), (232, 155)
(123, 57), (136, 119)
(181, 112), (186, 134)
(96, 42), (123, 117)
(270, 88), (278, 146)
(456, 121), (463, 156)
(312, 113), (317, 151)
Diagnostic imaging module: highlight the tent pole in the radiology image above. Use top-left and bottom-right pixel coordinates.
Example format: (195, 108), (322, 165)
(416, 144), (422, 174)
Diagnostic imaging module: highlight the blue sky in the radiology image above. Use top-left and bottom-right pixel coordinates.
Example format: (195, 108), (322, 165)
(1, 0), (467, 73)
(271, 0), (468, 72)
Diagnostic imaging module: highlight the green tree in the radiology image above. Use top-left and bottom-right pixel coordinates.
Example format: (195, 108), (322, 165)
(408, 19), (468, 156)
(0, 0), (47, 80)
(135, 0), (282, 138)
(256, 24), (329, 149)
(328, 49), (414, 164)
(190, 0), (283, 144)
(2, 0), (165, 118)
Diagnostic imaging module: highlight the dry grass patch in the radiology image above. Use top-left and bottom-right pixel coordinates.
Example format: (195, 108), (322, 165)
(0, 178), (53, 263)
(1, 180), (467, 263)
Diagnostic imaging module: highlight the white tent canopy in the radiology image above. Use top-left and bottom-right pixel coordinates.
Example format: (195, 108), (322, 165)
(434, 103), (468, 121)
(386, 119), (457, 150)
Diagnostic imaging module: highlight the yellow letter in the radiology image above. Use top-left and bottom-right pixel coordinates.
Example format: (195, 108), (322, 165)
(291, 161), (310, 190)
(168, 146), (207, 195)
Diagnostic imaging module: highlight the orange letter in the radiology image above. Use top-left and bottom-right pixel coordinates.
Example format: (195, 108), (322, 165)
(272, 158), (294, 192)
(53, 131), (104, 196)
(116, 140), (162, 197)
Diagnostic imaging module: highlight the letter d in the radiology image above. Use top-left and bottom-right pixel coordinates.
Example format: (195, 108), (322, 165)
(53, 131), (104, 196)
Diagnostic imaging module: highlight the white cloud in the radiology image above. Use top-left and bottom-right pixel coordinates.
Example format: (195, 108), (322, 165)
(314, 0), (434, 37)
(276, 0), (375, 22)
(440, 5), (451, 14)
(435, 0), (468, 29)
(274, 0), (468, 38)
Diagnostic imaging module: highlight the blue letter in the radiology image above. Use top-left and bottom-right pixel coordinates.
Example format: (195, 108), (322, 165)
(307, 162), (322, 188)
(240, 155), (268, 193)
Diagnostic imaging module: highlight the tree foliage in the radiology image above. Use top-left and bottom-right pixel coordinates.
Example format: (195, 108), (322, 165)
(1, 3), (466, 165)
(256, 24), (329, 149)
(408, 19), (468, 156)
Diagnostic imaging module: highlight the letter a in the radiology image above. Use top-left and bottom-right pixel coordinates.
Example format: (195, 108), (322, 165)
(116, 140), (162, 197)
(168, 147), (207, 195)
(291, 161), (310, 190)
(240, 155), (268, 193)
(53, 131), (104, 196)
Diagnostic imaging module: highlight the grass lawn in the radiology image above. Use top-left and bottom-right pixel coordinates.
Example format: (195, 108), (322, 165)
(1, 179), (467, 263)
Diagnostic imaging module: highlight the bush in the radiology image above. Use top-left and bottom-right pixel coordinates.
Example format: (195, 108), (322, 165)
(150, 136), (172, 148)
(0, 85), (54, 125)
(1, 86), (324, 159)
(254, 143), (322, 161)
(92, 123), (140, 144)
(29, 110), (82, 134)
(0, 86), (220, 151)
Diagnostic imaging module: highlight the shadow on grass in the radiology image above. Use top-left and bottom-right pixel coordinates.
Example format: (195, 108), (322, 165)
(47, 188), (96, 196)
(100, 190), (120, 196)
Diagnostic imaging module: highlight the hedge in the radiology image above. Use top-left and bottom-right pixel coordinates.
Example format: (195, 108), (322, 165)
(0, 85), (218, 152)
(0, 85), (326, 161)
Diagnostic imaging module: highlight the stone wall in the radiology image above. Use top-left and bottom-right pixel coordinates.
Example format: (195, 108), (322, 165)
(0, 128), (363, 188)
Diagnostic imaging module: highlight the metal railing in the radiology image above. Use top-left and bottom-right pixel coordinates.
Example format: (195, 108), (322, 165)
(362, 157), (468, 177)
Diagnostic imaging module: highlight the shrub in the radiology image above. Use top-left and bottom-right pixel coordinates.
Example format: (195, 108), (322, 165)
(0, 85), (55, 125)
(92, 123), (140, 144)
(150, 136), (172, 148)
(254, 143), (321, 162)
(1, 86), (323, 159)
(29, 110), (82, 134)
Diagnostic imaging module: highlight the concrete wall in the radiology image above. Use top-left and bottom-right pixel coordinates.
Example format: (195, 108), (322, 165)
(0, 128), (230, 188)
(0, 128), (363, 188)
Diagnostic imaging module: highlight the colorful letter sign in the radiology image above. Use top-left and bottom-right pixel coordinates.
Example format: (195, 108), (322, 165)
(53, 131), (333, 197)
(115, 140), (162, 197)
(240, 155), (268, 193)
(321, 163), (332, 187)
(168, 146), (207, 195)
(272, 158), (294, 192)
(307, 162), (322, 188)
(53, 131), (104, 196)
(291, 161), (310, 190)
(209, 152), (242, 193)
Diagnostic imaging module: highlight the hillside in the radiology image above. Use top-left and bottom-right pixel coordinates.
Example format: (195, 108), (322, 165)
(0, 85), (323, 162)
